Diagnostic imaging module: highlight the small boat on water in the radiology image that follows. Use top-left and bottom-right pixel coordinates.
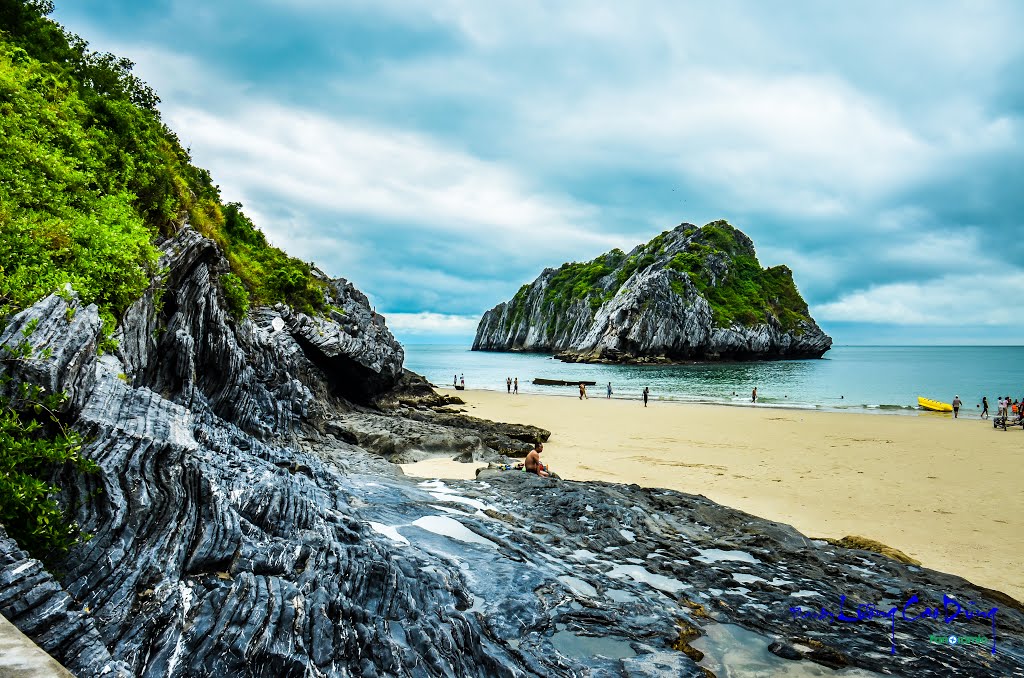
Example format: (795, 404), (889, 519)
(533, 378), (597, 387)
(917, 396), (952, 412)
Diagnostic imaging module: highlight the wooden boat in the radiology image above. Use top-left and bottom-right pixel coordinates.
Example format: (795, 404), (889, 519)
(917, 396), (952, 412)
(454, 384), (465, 390)
(533, 378), (597, 387)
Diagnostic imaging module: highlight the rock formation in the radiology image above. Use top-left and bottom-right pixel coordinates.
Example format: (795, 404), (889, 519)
(473, 221), (833, 363)
(1, 227), (1022, 677)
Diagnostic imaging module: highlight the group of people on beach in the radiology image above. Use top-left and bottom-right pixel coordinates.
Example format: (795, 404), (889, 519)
(981, 395), (1024, 429)
(505, 377), (519, 394)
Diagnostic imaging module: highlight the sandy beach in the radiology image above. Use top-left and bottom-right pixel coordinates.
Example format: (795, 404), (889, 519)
(402, 388), (1024, 602)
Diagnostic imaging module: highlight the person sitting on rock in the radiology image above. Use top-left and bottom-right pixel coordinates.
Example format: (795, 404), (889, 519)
(524, 442), (549, 477)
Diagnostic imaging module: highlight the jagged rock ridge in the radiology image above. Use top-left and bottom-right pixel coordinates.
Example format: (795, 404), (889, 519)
(0, 226), (1022, 677)
(473, 220), (833, 363)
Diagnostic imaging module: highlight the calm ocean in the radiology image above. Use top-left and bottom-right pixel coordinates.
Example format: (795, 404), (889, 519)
(403, 345), (1024, 414)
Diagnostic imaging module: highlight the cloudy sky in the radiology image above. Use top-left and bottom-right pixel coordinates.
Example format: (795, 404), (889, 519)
(54, 1), (1024, 345)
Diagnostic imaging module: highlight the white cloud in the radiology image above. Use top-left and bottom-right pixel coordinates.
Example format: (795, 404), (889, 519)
(163, 102), (624, 252)
(59, 4), (1024, 340)
(818, 273), (1024, 326)
(383, 312), (479, 334)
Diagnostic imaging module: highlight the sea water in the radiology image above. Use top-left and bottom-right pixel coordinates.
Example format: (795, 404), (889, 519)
(404, 345), (1024, 414)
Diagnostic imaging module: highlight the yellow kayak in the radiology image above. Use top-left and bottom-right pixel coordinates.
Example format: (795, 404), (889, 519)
(918, 396), (953, 412)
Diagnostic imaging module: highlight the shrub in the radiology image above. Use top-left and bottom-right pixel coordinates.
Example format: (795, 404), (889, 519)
(0, 325), (98, 561)
(221, 273), (249, 320)
(0, 10), (326, 328)
(0, 383), (95, 560)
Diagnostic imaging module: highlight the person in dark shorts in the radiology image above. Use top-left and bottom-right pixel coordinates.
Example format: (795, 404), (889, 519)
(952, 395), (962, 418)
(642, 386), (649, 407)
(981, 396), (989, 419)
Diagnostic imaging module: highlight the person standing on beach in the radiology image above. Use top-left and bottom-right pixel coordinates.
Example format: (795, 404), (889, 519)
(454, 374), (458, 387)
(751, 387), (757, 403)
(460, 375), (465, 389)
(514, 378), (518, 394)
(642, 386), (649, 407)
(981, 396), (989, 419)
(507, 377), (512, 394)
(579, 383), (588, 399)
(607, 382), (612, 399)
(952, 395), (962, 418)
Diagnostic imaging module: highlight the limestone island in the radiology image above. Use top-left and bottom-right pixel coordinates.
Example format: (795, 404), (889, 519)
(473, 221), (833, 363)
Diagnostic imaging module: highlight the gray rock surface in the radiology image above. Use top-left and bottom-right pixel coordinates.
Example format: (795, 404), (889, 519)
(0, 290), (101, 413)
(281, 277), (404, 403)
(1, 226), (1022, 677)
(0, 527), (131, 677)
(473, 222), (833, 363)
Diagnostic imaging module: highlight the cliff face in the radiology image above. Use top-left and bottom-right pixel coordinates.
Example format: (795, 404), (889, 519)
(473, 221), (832, 362)
(1, 226), (1022, 678)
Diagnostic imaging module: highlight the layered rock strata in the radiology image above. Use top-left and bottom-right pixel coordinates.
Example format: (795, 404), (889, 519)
(0, 227), (1021, 677)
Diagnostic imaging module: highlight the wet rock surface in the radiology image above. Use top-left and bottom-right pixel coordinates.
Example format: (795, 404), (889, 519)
(472, 222), (832, 363)
(1, 227), (1022, 677)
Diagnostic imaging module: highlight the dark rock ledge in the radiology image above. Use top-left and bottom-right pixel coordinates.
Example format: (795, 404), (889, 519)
(0, 227), (1021, 677)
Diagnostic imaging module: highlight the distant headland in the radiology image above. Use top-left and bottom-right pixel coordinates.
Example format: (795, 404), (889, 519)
(473, 220), (833, 363)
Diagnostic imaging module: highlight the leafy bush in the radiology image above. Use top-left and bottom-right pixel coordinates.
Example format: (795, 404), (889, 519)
(0, 322), (97, 560)
(221, 273), (249, 320)
(0, 382), (95, 559)
(0, 193), (159, 326)
(0, 3), (325, 327)
(216, 203), (326, 315)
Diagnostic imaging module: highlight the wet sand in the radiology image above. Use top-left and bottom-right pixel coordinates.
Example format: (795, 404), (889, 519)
(401, 387), (1024, 602)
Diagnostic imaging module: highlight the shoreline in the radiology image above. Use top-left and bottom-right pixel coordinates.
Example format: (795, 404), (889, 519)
(438, 383), (938, 417)
(403, 387), (1024, 602)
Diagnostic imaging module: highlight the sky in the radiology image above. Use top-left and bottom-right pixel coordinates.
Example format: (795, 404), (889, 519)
(52, 1), (1024, 345)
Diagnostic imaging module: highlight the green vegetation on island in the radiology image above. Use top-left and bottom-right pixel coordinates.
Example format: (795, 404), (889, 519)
(526, 220), (811, 332)
(666, 221), (810, 329)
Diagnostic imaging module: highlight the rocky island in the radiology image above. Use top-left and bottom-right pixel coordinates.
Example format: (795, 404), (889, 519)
(473, 221), (833, 363)
(1, 5), (1023, 677)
